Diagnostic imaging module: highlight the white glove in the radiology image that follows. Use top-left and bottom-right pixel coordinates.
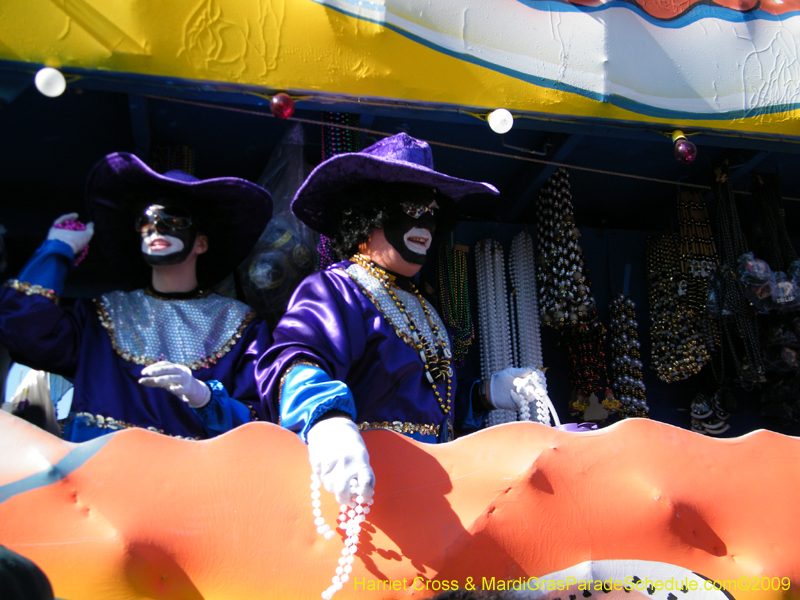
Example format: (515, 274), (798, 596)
(489, 367), (538, 411)
(307, 417), (375, 505)
(138, 361), (211, 408)
(47, 213), (94, 256)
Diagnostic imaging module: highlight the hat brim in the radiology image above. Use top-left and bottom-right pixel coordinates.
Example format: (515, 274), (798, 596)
(85, 153), (273, 289)
(291, 153), (498, 237)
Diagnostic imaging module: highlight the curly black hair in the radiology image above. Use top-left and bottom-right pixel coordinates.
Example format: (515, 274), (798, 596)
(327, 180), (457, 262)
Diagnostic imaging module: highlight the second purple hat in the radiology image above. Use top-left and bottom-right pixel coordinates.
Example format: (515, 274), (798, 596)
(291, 132), (499, 237)
(86, 152), (273, 288)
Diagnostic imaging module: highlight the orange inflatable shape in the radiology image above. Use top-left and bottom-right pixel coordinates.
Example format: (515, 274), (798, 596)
(1, 409), (799, 599)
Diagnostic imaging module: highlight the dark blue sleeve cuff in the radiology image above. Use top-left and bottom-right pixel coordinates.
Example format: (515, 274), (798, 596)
(193, 380), (251, 437)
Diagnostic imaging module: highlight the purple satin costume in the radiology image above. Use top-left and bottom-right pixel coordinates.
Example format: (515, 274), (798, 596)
(0, 260), (272, 441)
(257, 261), (476, 440)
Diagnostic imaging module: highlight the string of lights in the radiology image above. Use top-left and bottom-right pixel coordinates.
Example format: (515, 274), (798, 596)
(138, 93), (799, 201)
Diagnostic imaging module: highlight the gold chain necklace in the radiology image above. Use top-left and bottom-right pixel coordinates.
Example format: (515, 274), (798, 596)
(350, 254), (453, 414)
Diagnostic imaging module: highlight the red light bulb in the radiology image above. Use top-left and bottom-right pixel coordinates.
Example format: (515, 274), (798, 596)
(671, 130), (697, 164)
(270, 93), (295, 119)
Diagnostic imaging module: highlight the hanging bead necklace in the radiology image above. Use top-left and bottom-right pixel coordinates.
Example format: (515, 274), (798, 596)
(475, 240), (496, 387)
(509, 231), (560, 426)
(646, 233), (709, 382)
(310, 474), (373, 600)
(753, 173), (798, 272)
(316, 112), (362, 271)
(534, 168), (615, 420)
(677, 190), (718, 359)
(436, 238), (475, 368)
(350, 254), (453, 414)
(510, 231), (544, 369)
(709, 163), (765, 389)
(609, 294), (649, 417)
(475, 239), (517, 427)
(535, 168), (593, 328)
(751, 173), (800, 424)
(560, 313), (616, 418)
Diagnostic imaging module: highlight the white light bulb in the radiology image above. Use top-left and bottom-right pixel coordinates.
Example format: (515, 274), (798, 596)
(34, 67), (66, 98)
(488, 108), (513, 134)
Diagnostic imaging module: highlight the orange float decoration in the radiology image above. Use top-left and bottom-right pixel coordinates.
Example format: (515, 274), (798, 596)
(1, 409), (799, 599)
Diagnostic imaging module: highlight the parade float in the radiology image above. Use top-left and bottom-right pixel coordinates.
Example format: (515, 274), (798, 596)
(2, 0), (800, 598)
(2, 410), (800, 599)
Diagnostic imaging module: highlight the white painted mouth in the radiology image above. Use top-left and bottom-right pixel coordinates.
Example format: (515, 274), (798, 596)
(404, 227), (432, 254)
(142, 233), (184, 256)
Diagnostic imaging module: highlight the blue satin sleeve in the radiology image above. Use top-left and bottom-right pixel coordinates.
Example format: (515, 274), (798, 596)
(280, 364), (356, 443)
(193, 380), (252, 437)
(16, 239), (74, 293)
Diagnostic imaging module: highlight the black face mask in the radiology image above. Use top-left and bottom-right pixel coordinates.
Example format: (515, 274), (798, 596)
(137, 205), (198, 267)
(383, 197), (438, 266)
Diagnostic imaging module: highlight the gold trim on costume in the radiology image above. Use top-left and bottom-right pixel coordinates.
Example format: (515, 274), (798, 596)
(342, 258), (453, 415)
(70, 412), (201, 440)
(358, 421), (440, 437)
(4, 279), (60, 305)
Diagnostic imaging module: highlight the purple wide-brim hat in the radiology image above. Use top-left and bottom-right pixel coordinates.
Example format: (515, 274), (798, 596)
(291, 132), (499, 237)
(86, 152), (273, 289)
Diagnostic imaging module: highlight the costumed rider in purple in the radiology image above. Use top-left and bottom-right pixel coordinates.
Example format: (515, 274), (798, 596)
(257, 132), (544, 504)
(0, 153), (274, 441)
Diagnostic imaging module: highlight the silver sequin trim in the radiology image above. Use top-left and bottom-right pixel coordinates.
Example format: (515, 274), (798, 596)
(96, 290), (255, 369)
(343, 263), (447, 347)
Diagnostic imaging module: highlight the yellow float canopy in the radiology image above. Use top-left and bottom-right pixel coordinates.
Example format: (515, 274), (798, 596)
(1, 409), (799, 599)
(2, 0), (800, 137)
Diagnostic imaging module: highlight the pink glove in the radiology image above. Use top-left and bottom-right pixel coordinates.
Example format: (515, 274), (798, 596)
(47, 213), (94, 256)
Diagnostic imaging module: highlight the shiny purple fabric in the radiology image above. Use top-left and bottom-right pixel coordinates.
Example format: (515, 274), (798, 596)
(0, 286), (272, 439)
(257, 261), (456, 430)
(291, 133), (499, 237)
(85, 152), (273, 289)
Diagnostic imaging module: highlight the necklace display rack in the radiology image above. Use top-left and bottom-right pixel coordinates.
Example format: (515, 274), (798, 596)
(535, 167), (617, 421)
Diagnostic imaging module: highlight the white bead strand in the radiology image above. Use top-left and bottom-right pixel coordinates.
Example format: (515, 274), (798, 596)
(475, 239), (517, 427)
(508, 231), (557, 426)
(312, 474), (374, 600)
(475, 240), (493, 382)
